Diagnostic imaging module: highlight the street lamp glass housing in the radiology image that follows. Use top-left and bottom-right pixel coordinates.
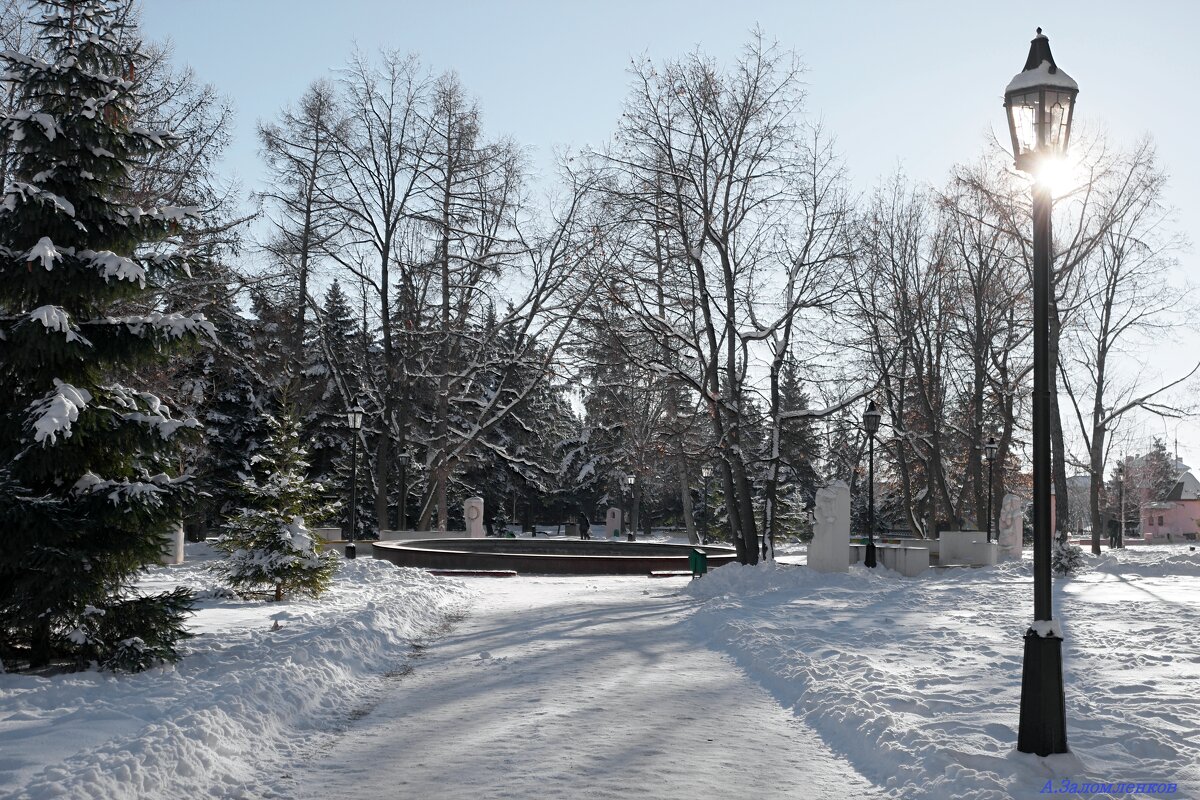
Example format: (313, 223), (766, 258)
(1004, 29), (1078, 173)
(626, 475), (636, 487)
(985, 436), (998, 463)
(863, 401), (882, 437)
(701, 465), (713, 478)
(347, 405), (365, 431)
(397, 452), (411, 467)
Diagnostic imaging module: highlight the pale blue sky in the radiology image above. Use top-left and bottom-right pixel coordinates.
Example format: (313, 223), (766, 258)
(140, 1), (1200, 207)
(139, 0), (1200, 463)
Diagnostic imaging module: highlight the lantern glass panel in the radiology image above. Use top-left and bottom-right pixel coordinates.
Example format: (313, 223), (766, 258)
(1045, 90), (1073, 153)
(1008, 91), (1040, 156)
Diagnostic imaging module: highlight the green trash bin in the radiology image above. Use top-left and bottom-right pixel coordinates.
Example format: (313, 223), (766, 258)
(688, 548), (708, 579)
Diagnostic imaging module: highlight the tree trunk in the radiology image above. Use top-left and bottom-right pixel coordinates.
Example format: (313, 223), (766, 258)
(1048, 302), (1070, 540)
(374, 435), (390, 531)
(679, 462), (699, 545)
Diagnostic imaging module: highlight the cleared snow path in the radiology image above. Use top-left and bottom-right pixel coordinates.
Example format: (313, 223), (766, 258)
(293, 575), (882, 800)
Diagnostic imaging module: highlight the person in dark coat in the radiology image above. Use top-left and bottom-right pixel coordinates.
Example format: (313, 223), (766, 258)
(579, 510), (591, 540)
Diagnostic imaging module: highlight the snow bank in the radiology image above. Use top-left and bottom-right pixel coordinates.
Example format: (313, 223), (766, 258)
(684, 549), (1200, 799)
(0, 546), (472, 799)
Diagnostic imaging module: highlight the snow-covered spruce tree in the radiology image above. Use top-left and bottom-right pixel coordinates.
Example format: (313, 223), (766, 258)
(1051, 534), (1085, 576)
(212, 410), (338, 602)
(0, 0), (211, 670)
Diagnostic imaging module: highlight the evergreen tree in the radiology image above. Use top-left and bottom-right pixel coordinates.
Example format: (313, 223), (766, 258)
(212, 409), (339, 601)
(774, 360), (822, 537)
(1051, 535), (1085, 575)
(0, 0), (210, 670)
(306, 280), (364, 534)
(193, 308), (269, 528)
(1104, 439), (1179, 536)
(1142, 438), (1178, 501)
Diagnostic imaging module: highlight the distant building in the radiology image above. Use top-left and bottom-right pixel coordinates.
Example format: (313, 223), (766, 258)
(1142, 469), (1200, 542)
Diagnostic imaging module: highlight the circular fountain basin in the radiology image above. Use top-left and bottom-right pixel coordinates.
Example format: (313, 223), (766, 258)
(371, 537), (739, 576)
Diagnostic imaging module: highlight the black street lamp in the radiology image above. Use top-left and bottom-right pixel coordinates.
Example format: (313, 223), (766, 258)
(346, 404), (365, 560)
(1005, 27), (1077, 757)
(1116, 462), (1125, 549)
(863, 401), (882, 568)
(397, 451), (411, 531)
(985, 436), (999, 543)
(701, 464), (713, 545)
(625, 474), (636, 540)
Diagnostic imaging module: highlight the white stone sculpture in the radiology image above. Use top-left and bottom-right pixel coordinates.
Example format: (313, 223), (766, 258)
(465, 497), (485, 538)
(808, 481), (850, 573)
(998, 493), (1024, 559)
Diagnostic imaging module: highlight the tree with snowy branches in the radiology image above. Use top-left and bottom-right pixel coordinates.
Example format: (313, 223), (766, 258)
(0, 0), (212, 670)
(1051, 534), (1085, 576)
(212, 409), (339, 602)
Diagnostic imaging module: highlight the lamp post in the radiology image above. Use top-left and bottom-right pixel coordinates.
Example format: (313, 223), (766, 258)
(1117, 462), (1125, 549)
(397, 451), (411, 531)
(985, 436), (999, 543)
(346, 404), (365, 560)
(701, 464), (713, 545)
(625, 474), (636, 540)
(863, 401), (882, 568)
(1005, 27), (1076, 756)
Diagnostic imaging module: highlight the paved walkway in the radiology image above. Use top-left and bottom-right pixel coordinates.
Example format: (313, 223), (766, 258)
(295, 575), (881, 799)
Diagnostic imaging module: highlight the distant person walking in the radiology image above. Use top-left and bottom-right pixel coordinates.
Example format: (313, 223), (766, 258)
(579, 511), (591, 540)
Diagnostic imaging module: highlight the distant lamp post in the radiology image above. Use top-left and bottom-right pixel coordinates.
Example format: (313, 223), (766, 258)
(625, 474), (636, 541)
(346, 404), (365, 560)
(985, 436), (999, 543)
(700, 464), (713, 545)
(1116, 462), (1125, 549)
(863, 401), (882, 568)
(397, 451), (411, 531)
(1005, 27), (1076, 757)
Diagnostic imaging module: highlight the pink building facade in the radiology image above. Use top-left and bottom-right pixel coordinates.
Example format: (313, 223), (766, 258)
(1141, 471), (1200, 542)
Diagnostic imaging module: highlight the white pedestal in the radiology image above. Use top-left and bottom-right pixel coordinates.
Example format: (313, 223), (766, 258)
(940, 531), (999, 566)
(315, 527), (342, 543)
(605, 507), (622, 537)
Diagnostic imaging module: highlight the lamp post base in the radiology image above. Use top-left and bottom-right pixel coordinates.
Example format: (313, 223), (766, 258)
(864, 540), (877, 568)
(345, 542), (357, 560)
(1017, 629), (1068, 755)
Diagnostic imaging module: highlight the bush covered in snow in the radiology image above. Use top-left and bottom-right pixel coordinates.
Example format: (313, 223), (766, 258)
(1051, 534), (1085, 575)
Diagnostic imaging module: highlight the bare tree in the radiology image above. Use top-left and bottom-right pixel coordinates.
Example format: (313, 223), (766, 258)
(591, 34), (853, 562)
(850, 175), (959, 537)
(257, 78), (346, 369)
(1056, 139), (1198, 552)
(409, 73), (525, 530)
(942, 155), (1032, 534)
(325, 49), (431, 530)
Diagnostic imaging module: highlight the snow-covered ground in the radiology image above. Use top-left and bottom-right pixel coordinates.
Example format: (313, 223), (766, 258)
(1, 541), (1196, 799)
(290, 572), (881, 800)
(0, 544), (471, 799)
(685, 545), (1200, 799)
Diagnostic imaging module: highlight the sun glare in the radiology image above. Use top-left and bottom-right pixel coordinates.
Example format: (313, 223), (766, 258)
(1033, 153), (1086, 199)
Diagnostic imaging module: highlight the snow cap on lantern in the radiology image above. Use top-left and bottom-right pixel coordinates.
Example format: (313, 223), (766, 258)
(1004, 28), (1078, 172)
